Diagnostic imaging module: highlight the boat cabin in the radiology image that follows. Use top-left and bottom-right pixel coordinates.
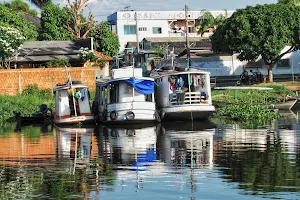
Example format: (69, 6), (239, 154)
(53, 83), (92, 119)
(94, 67), (157, 123)
(155, 70), (213, 108)
(96, 77), (154, 106)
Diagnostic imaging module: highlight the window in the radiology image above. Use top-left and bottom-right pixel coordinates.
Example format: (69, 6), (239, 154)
(139, 27), (147, 31)
(153, 27), (162, 34)
(124, 25), (136, 35)
(188, 27), (195, 33)
(277, 59), (290, 68)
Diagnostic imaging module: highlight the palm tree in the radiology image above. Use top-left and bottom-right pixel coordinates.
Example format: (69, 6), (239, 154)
(196, 9), (228, 37)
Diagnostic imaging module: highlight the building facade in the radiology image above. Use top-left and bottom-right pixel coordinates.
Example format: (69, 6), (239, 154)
(107, 10), (234, 51)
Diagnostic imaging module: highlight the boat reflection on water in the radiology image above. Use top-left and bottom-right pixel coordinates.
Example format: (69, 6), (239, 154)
(99, 124), (159, 170)
(157, 120), (216, 169)
(55, 125), (98, 172)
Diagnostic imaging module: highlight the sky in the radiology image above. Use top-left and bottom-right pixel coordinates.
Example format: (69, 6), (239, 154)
(2, 0), (278, 22)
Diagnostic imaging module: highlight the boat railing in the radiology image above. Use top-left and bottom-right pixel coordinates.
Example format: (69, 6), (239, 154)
(169, 92), (209, 106)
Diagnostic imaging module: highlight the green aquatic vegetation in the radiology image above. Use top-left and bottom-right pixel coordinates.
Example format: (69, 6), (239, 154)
(0, 84), (54, 124)
(216, 104), (279, 122)
(212, 85), (294, 105)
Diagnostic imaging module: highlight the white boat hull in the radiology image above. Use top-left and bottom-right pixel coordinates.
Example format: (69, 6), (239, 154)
(98, 102), (158, 124)
(53, 114), (94, 125)
(160, 105), (215, 121)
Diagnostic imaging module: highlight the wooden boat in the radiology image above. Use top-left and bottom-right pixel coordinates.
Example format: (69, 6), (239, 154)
(53, 82), (94, 125)
(14, 104), (53, 124)
(152, 69), (215, 121)
(94, 67), (160, 124)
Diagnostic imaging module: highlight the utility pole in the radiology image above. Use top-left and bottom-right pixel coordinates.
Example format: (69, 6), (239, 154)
(185, 5), (191, 68)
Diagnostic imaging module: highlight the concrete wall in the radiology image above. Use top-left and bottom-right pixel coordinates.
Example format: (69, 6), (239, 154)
(178, 50), (300, 77)
(0, 67), (104, 95)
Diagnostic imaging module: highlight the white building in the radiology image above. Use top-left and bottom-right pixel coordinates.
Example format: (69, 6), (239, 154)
(107, 10), (234, 51)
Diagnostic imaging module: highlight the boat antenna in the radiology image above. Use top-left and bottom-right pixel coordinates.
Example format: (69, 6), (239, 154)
(64, 65), (78, 117)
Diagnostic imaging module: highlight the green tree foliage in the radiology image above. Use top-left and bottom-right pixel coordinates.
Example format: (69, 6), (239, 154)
(196, 9), (228, 36)
(278, 0), (300, 5)
(0, 4), (38, 41)
(46, 58), (71, 68)
(153, 45), (167, 57)
(4, 0), (38, 16)
(211, 4), (300, 82)
(90, 22), (120, 57)
(40, 2), (73, 40)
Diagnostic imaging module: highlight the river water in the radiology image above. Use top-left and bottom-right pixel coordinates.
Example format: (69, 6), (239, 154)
(0, 111), (300, 199)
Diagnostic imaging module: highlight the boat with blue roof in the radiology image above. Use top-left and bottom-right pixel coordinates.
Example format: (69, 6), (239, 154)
(93, 67), (160, 124)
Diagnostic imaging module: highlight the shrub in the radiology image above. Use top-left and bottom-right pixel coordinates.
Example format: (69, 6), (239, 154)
(46, 58), (71, 68)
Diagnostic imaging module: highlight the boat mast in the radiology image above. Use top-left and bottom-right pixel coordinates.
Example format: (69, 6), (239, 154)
(185, 5), (191, 68)
(65, 65), (78, 117)
(135, 11), (139, 54)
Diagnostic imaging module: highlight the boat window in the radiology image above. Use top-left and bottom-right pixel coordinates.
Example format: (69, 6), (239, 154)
(145, 94), (152, 102)
(109, 83), (119, 104)
(101, 87), (108, 105)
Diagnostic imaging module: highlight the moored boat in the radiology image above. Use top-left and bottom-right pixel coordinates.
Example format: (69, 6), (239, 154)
(53, 81), (94, 125)
(152, 69), (215, 121)
(93, 67), (160, 124)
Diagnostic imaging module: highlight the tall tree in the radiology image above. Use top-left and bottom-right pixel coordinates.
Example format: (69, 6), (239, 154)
(0, 4), (38, 40)
(4, 0), (38, 16)
(90, 22), (120, 57)
(211, 4), (300, 82)
(65, 0), (95, 39)
(40, 2), (73, 40)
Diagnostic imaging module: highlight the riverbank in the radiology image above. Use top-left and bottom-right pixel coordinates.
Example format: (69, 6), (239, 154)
(0, 85), (53, 125)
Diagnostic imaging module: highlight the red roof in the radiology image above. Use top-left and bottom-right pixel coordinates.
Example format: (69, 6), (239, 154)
(93, 50), (112, 61)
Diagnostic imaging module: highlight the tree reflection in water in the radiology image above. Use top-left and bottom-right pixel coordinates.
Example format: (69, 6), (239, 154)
(214, 122), (300, 195)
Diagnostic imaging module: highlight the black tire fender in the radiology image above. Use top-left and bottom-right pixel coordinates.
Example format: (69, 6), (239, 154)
(110, 111), (117, 121)
(125, 111), (135, 120)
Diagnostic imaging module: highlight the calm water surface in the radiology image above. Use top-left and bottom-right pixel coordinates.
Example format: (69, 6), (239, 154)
(0, 111), (300, 199)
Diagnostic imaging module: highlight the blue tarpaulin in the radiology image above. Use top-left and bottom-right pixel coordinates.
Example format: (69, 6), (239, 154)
(97, 78), (154, 95)
(125, 78), (154, 95)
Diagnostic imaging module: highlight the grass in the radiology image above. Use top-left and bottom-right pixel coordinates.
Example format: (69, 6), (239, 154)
(0, 85), (53, 125)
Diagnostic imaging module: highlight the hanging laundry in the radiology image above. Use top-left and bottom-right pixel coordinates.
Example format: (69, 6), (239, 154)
(189, 75), (193, 85)
(75, 91), (81, 99)
(179, 77), (184, 87)
(175, 78), (180, 89)
(80, 88), (86, 101)
(201, 75), (205, 88)
(194, 75), (201, 87)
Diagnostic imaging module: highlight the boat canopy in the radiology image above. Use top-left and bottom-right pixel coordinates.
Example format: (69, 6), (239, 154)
(96, 77), (154, 95)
